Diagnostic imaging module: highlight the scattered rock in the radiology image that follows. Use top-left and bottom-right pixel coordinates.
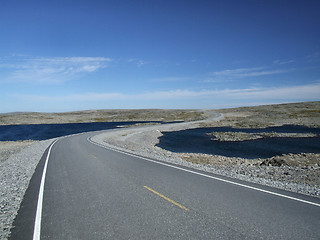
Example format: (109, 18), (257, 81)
(260, 158), (286, 167)
(0, 139), (55, 240)
(208, 131), (318, 142)
(207, 131), (263, 141)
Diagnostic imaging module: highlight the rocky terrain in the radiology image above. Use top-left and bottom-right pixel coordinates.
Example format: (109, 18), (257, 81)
(0, 141), (35, 163)
(207, 131), (318, 142)
(210, 101), (320, 128)
(0, 109), (207, 125)
(0, 140), (55, 240)
(0, 101), (319, 239)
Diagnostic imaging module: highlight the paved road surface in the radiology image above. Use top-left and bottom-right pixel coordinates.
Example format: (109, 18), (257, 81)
(10, 131), (320, 239)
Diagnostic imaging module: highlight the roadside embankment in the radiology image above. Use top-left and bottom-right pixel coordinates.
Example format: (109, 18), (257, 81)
(0, 139), (55, 240)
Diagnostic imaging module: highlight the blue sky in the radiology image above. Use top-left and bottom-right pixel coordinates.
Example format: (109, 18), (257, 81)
(1, 0), (320, 112)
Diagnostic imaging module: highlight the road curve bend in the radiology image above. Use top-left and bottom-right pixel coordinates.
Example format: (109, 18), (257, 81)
(10, 131), (320, 240)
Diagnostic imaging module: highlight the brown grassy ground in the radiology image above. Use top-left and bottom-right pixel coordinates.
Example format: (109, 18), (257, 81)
(0, 109), (207, 125)
(206, 101), (320, 128)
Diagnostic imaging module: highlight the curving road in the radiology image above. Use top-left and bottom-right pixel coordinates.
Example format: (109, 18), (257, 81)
(10, 131), (320, 239)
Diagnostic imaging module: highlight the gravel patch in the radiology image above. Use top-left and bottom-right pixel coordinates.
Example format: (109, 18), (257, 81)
(0, 139), (55, 240)
(0, 141), (35, 163)
(207, 131), (318, 142)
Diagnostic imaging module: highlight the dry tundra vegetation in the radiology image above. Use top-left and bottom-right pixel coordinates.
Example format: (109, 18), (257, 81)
(0, 109), (207, 125)
(1, 101), (320, 195)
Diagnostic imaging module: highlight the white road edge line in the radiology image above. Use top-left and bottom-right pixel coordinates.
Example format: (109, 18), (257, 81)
(33, 139), (58, 240)
(88, 136), (320, 207)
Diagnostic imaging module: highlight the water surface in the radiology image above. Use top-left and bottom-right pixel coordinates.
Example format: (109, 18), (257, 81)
(0, 121), (160, 141)
(157, 125), (320, 159)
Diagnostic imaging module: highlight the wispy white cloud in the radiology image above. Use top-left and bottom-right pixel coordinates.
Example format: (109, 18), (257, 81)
(12, 92), (126, 102)
(140, 82), (320, 101)
(0, 56), (112, 84)
(219, 82), (320, 100)
(12, 82), (320, 105)
(273, 59), (295, 65)
(151, 66), (291, 84)
(127, 58), (148, 67)
(202, 77), (232, 83)
(306, 51), (320, 63)
(150, 76), (190, 82)
(206, 67), (293, 82)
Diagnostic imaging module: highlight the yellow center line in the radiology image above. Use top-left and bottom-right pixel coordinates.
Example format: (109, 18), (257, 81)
(144, 186), (189, 211)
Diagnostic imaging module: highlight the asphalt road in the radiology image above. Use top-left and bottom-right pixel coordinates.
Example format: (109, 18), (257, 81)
(10, 131), (320, 239)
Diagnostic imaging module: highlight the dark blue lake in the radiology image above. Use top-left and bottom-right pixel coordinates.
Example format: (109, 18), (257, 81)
(157, 125), (320, 159)
(0, 121), (161, 141)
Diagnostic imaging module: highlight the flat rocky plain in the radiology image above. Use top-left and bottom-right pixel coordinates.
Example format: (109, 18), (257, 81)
(0, 109), (207, 125)
(0, 102), (319, 239)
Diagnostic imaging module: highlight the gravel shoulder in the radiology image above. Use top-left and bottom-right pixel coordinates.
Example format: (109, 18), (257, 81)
(0, 139), (55, 240)
(0, 141), (35, 163)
